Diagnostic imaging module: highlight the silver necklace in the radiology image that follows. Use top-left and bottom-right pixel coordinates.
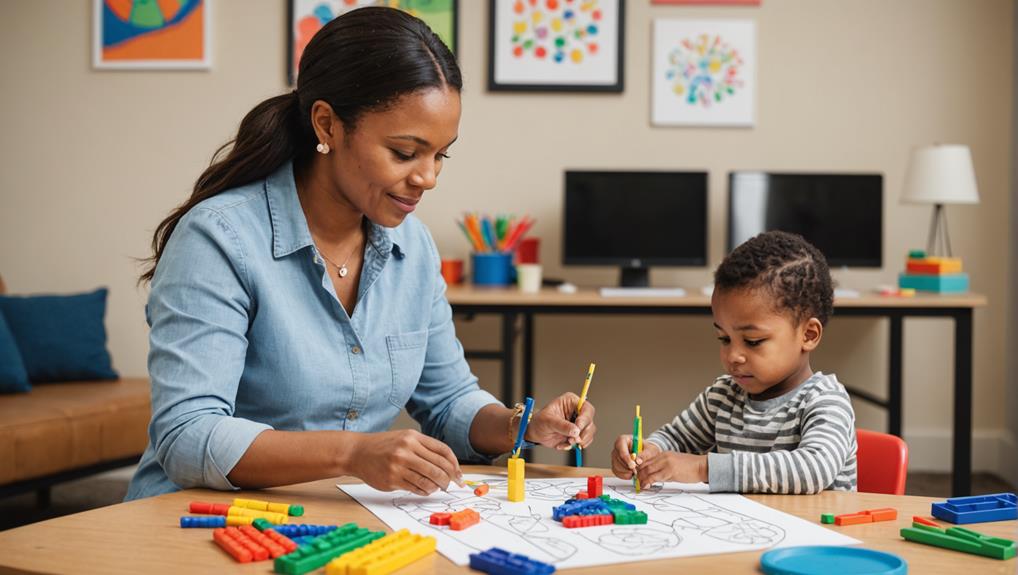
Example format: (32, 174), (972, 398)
(317, 236), (362, 278)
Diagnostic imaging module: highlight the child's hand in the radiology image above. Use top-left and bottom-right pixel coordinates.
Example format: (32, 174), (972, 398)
(611, 435), (661, 479)
(636, 451), (708, 486)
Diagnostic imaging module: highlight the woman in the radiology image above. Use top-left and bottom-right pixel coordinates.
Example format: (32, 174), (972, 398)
(126, 7), (596, 500)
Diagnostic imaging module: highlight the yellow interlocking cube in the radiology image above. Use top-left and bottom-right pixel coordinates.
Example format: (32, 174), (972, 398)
(507, 457), (525, 502)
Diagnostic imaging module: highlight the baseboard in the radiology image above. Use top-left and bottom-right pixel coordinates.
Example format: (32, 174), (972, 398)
(906, 428), (1015, 479)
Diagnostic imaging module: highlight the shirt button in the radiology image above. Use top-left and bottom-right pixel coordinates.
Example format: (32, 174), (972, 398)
(347, 410), (358, 420)
(351, 345), (361, 355)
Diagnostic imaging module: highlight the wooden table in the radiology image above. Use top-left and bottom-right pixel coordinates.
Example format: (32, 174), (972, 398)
(447, 286), (988, 496)
(0, 464), (1013, 574)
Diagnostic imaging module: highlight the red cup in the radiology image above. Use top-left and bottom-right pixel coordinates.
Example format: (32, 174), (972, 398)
(516, 237), (540, 264)
(440, 258), (464, 285)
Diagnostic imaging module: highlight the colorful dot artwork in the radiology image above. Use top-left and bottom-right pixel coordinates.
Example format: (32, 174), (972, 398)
(509, 0), (603, 64)
(665, 34), (744, 107)
(292, 0), (456, 82)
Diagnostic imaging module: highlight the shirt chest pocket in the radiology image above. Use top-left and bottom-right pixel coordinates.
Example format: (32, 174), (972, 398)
(386, 329), (428, 408)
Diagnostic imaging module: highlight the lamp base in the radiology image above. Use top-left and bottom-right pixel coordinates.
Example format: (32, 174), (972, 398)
(925, 203), (954, 258)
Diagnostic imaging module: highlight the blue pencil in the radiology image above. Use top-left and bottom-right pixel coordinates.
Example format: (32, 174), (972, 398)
(512, 397), (535, 458)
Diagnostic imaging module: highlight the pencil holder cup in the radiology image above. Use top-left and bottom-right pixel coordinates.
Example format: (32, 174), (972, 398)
(471, 252), (513, 286)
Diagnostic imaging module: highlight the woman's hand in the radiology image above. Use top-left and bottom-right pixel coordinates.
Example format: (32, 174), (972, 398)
(611, 436), (661, 479)
(524, 392), (596, 450)
(348, 429), (464, 496)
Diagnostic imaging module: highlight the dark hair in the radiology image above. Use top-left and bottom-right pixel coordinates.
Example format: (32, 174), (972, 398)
(714, 230), (834, 325)
(140, 7), (462, 283)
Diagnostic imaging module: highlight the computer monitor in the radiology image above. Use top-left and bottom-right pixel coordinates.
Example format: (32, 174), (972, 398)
(727, 172), (883, 267)
(563, 170), (709, 287)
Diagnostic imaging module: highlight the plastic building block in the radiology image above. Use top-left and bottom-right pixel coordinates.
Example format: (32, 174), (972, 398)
(833, 508), (897, 526)
(901, 525), (1016, 560)
(429, 512), (451, 526)
(227, 506), (289, 524)
(226, 515), (257, 527)
(474, 483), (490, 497)
(189, 501), (232, 515)
(273, 523), (385, 575)
(912, 516), (939, 527)
(271, 524), (338, 538)
(821, 513), (835, 524)
(931, 492), (1018, 524)
(252, 518), (273, 531)
(213, 526), (293, 562)
(234, 497), (305, 517)
(508, 458), (525, 502)
(180, 515), (226, 528)
(908, 250), (927, 259)
(469, 547), (555, 575)
(450, 508), (480, 531)
(574, 491), (589, 500)
(898, 272), (969, 293)
(552, 499), (611, 521)
(613, 510), (648, 525)
(906, 258), (962, 275)
(325, 529), (436, 575)
(865, 508), (898, 522)
(562, 514), (613, 528)
(587, 476), (603, 498)
(263, 528), (299, 554)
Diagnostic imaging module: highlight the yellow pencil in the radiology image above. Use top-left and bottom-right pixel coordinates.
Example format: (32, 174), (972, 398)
(573, 363), (596, 465)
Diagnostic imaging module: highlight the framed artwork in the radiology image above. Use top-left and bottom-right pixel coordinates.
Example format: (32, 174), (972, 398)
(93, 0), (211, 70)
(289, 0), (458, 86)
(488, 0), (624, 92)
(652, 0), (760, 5)
(652, 19), (755, 127)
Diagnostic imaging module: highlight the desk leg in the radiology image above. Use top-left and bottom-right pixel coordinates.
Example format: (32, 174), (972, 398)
(523, 313), (534, 401)
(952, 309), (973, 496)
(888, 315), (903, 438)
(501, 312), (517, 404)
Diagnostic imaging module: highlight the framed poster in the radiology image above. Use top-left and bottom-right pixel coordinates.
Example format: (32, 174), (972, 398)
(488, 0), (624, 92)
(652, 19), (755, 127)
(289, 0), (458, 85)
(94, 0), (211, 69)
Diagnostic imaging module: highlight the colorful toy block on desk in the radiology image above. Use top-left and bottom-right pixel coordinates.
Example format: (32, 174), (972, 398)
(587, 475), (603, 498)
(901, 523), (1016, 560)
(906, 257), (963, 275)
(913, 516), (939, 527)
(552, 499), (611, 521)
(820, 513), (835, 524)
(274, 522), (385, 575)
(507, 457), (525, 502)
(269, 524), (339, 538)
(469, 547), (556, 575)
(234, 497), (305, 517)
(474, 483), (490, 497)
(325, 529), (436, 575)
(450, 508), (480, 531)
(834, 508), (897, 525)
(613, 509), (648, 524)
(574, 490), (590, 500)
(931, 492), (1018, 524)
(189, 501), (233, 515)
(213, 525), (294, 562)
(429, 512), (451, 526)
(181, 515), (227, 528)
(562, 514), (613, 528)
(898, 273), (969, 293)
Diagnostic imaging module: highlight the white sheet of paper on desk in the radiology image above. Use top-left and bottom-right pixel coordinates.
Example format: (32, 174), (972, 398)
(339, 475), (859, 569)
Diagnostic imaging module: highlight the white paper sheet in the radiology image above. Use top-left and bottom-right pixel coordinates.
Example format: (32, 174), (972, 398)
(339, 474), (859, 570)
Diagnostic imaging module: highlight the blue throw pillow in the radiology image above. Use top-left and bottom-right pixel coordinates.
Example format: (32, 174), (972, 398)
(0, 288), (118, 383)
(0, 310), (30, 393)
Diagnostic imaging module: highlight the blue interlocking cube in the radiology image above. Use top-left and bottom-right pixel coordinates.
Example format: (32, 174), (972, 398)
(931, 493), (1017, 524)
(469, 547), (555, 575)
(551, 499), (610, 521)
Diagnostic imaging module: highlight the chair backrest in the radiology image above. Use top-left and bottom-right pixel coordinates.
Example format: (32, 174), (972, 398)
(856, 428), (909, 495)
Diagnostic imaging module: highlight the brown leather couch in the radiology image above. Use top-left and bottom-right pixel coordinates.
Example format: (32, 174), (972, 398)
(0, 277), (150, 501)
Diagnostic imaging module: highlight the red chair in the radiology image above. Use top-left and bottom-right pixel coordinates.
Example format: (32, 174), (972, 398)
(856, 429), (909, 495)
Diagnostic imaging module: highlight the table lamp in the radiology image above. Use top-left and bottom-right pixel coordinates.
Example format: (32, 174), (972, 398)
(901, 144), (979, 257)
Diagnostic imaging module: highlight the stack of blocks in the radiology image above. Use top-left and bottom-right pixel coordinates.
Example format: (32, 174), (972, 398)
(898, 250), (969, 293)
(324, 529), (436, 575)
(551, 480), (648, 529)
(508, 457), (525, 502)
(273, 523), (386, 575)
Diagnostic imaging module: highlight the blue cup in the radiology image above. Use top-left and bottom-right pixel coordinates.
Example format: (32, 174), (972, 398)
(471, 252), (513, 286)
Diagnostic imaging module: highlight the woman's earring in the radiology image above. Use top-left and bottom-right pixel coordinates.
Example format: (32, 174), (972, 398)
(316, 142), (330, 154)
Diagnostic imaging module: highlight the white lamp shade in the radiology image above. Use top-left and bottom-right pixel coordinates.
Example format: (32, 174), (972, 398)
(902, 144), (979, 204)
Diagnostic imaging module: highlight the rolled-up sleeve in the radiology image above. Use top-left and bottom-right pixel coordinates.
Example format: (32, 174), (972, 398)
(147, 207), (272, 490)
(405, 233), (500, 463)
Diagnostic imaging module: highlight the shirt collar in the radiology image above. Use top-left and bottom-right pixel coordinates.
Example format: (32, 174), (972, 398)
(265, 161), (405, 260)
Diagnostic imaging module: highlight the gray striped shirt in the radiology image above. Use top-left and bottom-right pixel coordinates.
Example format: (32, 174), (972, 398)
(647, 372), (857, 493)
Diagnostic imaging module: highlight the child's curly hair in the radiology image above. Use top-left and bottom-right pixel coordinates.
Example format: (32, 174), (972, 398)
(715, 231), (834, 325)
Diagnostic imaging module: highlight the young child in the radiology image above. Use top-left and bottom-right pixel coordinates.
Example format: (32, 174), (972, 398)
(612, 230), (857, 493)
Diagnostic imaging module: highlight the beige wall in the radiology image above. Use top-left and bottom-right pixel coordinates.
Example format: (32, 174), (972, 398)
(0, 1), (1012, 473)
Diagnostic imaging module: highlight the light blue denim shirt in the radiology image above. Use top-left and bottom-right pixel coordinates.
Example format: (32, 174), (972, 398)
(126, 162), (500, 500)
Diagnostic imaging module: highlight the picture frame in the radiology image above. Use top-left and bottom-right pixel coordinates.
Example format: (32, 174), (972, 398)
(288, 0), (458, 86)
(487, 0), (624, 93)
(93, 0), (211, 70)
(652, 19), (756, 127)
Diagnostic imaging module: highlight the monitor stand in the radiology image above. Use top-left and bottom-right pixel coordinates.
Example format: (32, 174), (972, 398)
(620, 265), (650, 288)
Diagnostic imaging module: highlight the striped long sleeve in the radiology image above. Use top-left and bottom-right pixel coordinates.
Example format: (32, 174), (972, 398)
(646, 373), (857, 494)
